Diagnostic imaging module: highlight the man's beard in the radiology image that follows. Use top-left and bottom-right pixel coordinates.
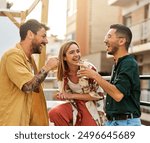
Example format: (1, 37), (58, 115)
(107, 44), (118, 55)
(32, 45), (41, 54)
(32, 42), (42, 54)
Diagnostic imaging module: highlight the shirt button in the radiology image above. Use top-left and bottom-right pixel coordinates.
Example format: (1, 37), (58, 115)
(107, 102), (109, 105)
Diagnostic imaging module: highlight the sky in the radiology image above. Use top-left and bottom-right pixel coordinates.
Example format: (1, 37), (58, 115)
(0, 0), (67, 57)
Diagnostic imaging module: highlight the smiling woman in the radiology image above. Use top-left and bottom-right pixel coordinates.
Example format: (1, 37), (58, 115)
(48, 40), (106, 126)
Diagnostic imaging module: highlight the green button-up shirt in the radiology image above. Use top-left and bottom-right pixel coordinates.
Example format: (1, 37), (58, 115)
(106, 55), (141, 118)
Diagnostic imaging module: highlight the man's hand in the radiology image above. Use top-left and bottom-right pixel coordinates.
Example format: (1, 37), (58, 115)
(77, 67), (99, 80)
(43, 57), (59, 72)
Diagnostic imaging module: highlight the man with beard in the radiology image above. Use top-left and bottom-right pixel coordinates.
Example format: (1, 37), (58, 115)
(0, 19), (58, 126)
(78, 24), (141, 126)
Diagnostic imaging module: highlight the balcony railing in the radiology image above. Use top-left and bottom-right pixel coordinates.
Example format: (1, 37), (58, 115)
(108, 0), (137, 6)
(44, 75), (150, 125)
(130, 19), (150, 46)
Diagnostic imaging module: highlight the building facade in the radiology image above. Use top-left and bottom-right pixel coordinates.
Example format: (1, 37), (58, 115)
(66, 0), (120, 73)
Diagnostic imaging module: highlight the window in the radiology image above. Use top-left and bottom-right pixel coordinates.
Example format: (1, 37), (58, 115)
(144, 4), (149, 19)
(67, 0), (77, 17)
(123, 14), (132, 27)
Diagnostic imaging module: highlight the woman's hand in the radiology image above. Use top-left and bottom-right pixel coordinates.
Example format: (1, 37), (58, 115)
(56, 92), (73, 100)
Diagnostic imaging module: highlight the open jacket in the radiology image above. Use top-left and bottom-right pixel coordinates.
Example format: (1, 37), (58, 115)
(58, 62), (106, 125)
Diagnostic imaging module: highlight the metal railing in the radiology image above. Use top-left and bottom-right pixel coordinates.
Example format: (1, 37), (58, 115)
(101, 75), (150, 107)
(130, 18), (150, 45)
(44, 75), (150, 106)
(44, 75), (150, 125)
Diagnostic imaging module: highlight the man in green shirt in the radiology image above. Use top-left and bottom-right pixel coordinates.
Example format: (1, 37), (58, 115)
(78, 24), (141, 126)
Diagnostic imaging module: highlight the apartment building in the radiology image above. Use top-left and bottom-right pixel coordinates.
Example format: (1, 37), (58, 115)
(66, 0), (120, 73)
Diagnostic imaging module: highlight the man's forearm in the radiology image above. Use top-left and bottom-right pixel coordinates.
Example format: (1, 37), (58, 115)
(22, 67), (48, 93)
(94, 73), (124, 102)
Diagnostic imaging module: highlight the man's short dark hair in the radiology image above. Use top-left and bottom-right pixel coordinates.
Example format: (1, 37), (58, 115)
(110, 24), (132, 50)
(19, 19), (49, 41)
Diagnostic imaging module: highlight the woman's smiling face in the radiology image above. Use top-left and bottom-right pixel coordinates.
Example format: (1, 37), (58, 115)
(64, 43), (81, 66)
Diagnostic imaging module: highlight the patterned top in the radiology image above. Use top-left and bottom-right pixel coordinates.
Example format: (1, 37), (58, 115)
(58, 62), (106, 125)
